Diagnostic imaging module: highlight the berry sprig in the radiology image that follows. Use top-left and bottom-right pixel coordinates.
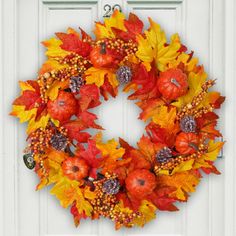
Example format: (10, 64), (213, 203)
(176, 79), (215, 120)
(28, 125), (68, 154)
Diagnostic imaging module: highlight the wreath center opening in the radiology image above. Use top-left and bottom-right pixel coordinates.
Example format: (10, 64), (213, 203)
(95, 87), (145, 146)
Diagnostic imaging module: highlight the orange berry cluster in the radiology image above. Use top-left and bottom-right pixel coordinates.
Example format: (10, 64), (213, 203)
(176, 80), (215, 120)
(97, 38), (138, 60)
(90, 173), (140, 228)
(28, 126), (68, 154)
(56, 53), (90, 71)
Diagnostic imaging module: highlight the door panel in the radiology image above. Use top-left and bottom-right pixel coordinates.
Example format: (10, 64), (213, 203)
(1, 0), (235, 236)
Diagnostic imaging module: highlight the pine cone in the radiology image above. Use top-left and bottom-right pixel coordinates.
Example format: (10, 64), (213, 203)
(116, 66), (132, 84)
(102, 178), (120, 195)
(156, 147), (172, 163)
(69, 76), (84, 93)
(180, 115), (196, 133)
(50, 132), (68, 151)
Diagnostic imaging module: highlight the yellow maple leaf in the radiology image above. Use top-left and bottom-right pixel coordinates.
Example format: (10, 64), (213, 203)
(172, 67), (207, 108)
(50, 177), (79, 208)
(36, 149), (68, 190)
(133, 200), (157, 227)
(136, 19), (181, 71)
(94, 10), (126, 39)
(159, 159), (195, 175)
(42, 37), (69, 58)
(50, 177), (94, 216)
(193, 140), (224, 170)
(10, 105), (37, 123)
(45, 79), (69, 101)
(39, 59), (68, 75)
(85, 67), (118, 88)
(27, 114), (51, 134)
(95, 134), (126, 173)
(168, 52), (199, 72)
(156, 171), (200, 201)
(152, 106), (177, 130)
(19, 81), (35, 92)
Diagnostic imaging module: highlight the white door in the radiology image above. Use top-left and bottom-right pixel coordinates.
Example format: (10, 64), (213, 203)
(1, 0), (236, 236)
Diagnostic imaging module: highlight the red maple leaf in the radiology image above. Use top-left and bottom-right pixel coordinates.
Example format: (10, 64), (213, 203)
(76, 139), (102, 178)
(63, 120), (91, 143)
(128, 64), (160, 100)
(112, 13), (143, 42)
(145, 122), (176, 147)
(196, 112), (222, 139)
(100, 77), (118, 101)
(13, 80), (46, 118)
(79, 84), (101, 111)
(56, 33), (91, 57)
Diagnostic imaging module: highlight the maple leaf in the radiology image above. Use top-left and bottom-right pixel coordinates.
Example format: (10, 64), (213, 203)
(79, 84), (101, 111)
(63, 111), (103, 144)
(147, 187), (178, 211)
(112, 13), (144, 42)
(10, 105), (37, 123)
(56, 32), (91, 57)
(136, 19), (181, 71)
(63, 120), (91, 143)
(50, 177), (93, 217)
(168, 51), (199, 73)
(45, 79), (69, 101)
(133, 200), (157, 227)
(42, 37), (70, 58)
(172, 67), (207, 108)
(76, 139), (102, 178)
(36, 149), (68, 190)
(124, 13), (144, 37)
(39, 59), (68, 75)
(137, 135), (162, 164)
(95, 134), (128, 174)
(27, 114), (51, 134)
(94, 10), (126, 39)
(100, 77), (118, 100)
(128, 65), (160, 100)
(145, 122), (176, 147)
(12, 80), (46, 118)
(193, 140), (224, 171)
(85, 67), (118, 88)
(196, 112), (222, 139)
(156, 171), (200, 201)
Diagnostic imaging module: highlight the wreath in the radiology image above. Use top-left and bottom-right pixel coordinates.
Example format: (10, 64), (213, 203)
(11, 11), (225, 229)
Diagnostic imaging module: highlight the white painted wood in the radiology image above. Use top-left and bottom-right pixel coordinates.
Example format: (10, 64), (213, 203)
(1, 0), (236, 236)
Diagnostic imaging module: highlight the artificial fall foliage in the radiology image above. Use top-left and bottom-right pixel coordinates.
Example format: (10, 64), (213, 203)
(10, 10), (225, 229)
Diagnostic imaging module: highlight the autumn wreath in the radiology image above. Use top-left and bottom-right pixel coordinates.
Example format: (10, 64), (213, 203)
(11, 11), (225, 229)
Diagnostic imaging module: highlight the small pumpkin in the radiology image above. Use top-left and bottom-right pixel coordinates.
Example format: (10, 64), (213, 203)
(175, 132), (198, 154)
(157, 68), (188, 100)
(90, 42), (113, 68)
(62, 157), (89, 181)
(125, 169), (156, 199)
(47, 91), (77, 122)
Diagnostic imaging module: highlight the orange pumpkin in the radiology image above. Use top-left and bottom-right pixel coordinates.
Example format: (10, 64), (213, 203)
(175, 132), (198, 154)
(47, 91), (77, 122)
(125, 169), (156, 199)
(62, 157), (89, 181)
(90, 42), (113, 68)
(157, 68), (188, 100)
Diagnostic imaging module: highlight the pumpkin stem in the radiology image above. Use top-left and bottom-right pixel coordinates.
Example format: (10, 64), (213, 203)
(170, 78), (180, 87)
(188, 142), (199, 151)
(100, 42), (107, 54)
